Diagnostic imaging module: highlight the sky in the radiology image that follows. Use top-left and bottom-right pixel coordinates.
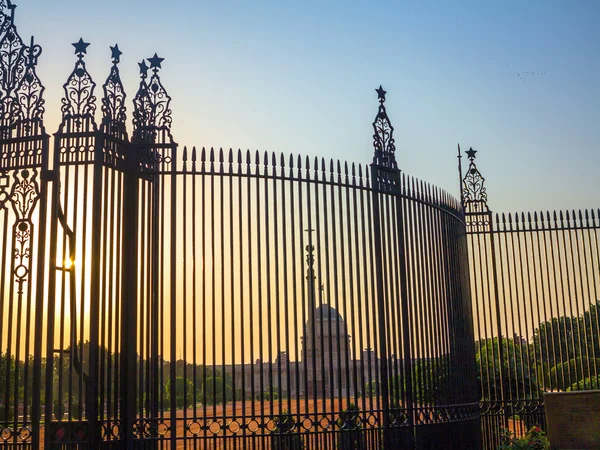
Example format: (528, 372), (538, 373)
(16, 0), (600, 213)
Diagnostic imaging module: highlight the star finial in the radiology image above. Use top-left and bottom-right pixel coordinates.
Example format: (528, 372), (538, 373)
(466, 147), (477, 161)
(376, 85), (387, 103)
(72, 38), (90, 57)
(147, 53), (164, 71)
(110, 44), (122, 64)
(6, 0), (16, 21)
(138, 60), (149, 78)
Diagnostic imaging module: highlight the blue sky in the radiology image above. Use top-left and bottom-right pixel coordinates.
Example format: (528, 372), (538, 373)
(17, 0), (600, 212)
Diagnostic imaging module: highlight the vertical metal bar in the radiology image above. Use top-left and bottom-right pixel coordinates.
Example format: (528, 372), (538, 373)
(31, 135), (51, 449)
(86, 131), (106, 448)
(369, 164), (390, 448)
(120, 139), (138, 449)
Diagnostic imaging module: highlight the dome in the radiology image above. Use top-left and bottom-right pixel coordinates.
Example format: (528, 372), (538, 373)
(314, 304), (345, 323)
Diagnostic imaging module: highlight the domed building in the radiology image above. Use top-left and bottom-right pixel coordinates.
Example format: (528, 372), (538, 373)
(300, 241), (351, 397)
(301, 303), (351, 397)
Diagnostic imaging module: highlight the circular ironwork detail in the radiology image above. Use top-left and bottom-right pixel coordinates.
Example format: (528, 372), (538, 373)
(301, 417), (313, 431)
(318, 417), (331, 430)
(54, 425), (66, 440)
(265, 419), (277, 432)
(247, 420), (260, 433)
(18, 427), (31, 441)
(73, 425), (86, 441)
(228, 420), (241, 433)
(188, 421), (201, 435)
(1, 428), (12, 441)
(209, 420), (222, 435)
(157, 421), (169, 436)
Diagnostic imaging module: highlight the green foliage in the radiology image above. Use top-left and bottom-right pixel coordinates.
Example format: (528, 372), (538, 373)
(254, 385), (279, 401)
(337, 403), (365, 450)
(549, 357), (600, 390)
(531, 301), (600, 390)
(271, 410), (303, 450)
(498, 426), (549, 450)
(476, 337), (541, 401)
(0, 404), (14, 422)
(165, 376), (195, 409)
(566, 375), (600, 391)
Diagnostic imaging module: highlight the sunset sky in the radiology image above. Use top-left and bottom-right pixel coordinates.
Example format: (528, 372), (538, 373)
(17, 0), (600, 213)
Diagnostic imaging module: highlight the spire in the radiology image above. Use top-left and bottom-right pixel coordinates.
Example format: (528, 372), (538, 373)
(14, 36), (45, 133)
(101, 44), (127, 137)
(372, 85), (397, 169)
(132, 53), (172, 143)
(0, 0), (26, 133)
(460, 146), (488, 213)
(60, 38), (96, 130)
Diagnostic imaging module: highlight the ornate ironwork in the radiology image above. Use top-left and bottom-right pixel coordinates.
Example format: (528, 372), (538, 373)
(101, 44), (126, 137)
(61, 38), (96, 130)
(0, 0), (26, 132)
(15, 37), (44, 129)
(132, 53), (171, 142)
(5, 168), (38, 303)
(461, 146), (488, 213)
(372, 85), (397, 169)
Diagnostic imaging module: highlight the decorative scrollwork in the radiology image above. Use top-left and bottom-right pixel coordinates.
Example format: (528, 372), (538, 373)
(372, 85), (397, 169)
(0, 2), (25, 132)
(101, 44), (126, 136)
(9, 169), (38, 299)
(132, 53), (172, 143)
(61, 38), (96, 130)
(461, 147), (488, 213)
(14, 37), (44, 129)
(10, 167), (39, 220)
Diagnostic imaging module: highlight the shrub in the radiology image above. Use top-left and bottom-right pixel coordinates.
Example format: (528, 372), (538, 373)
(271, 410), (303, 450)
(498, 426), (549, 450)
(566, 375), (600, 391)
(337, 403), (365, 450)
(549, 357), (600, 390)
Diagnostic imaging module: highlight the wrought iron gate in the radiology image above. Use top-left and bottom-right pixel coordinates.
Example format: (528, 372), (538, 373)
(1, 4), (480, 449)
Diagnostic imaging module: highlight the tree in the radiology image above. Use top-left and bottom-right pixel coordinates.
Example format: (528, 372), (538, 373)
(530, 301), (600, 391)
(476, 337), (541, 401)
(165, 376), (195, 409)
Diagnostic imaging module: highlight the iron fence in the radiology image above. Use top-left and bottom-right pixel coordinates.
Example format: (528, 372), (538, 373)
(0, 4), (479, 449)
(460, 147), (600, 449)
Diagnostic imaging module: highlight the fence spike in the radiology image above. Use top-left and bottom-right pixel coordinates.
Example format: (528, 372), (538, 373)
(182, 146), (188, 162)
(209, 147), (215, 162)
(191, 146), (197, 162)
(228, 148), (233, 164)
(280, 152), (285, 168)
(237, 149), (242, 165)
(255, 150), (260, 166)
(289, 153), (294, 169)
